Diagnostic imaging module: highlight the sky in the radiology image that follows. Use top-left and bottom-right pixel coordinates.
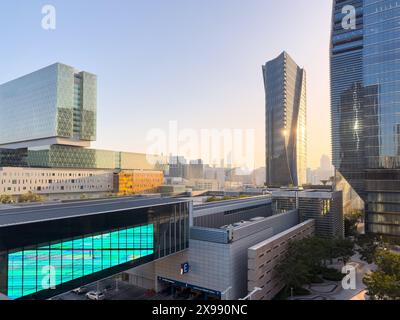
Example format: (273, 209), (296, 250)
(0, 0), (332, 170)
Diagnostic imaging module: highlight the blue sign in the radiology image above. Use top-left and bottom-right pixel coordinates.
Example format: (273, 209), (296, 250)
(180, 262), (190, 275)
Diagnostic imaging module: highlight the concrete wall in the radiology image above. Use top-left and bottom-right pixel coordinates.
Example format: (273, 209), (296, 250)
(154, 240), (232, 298)
(247, 219), (315, 300)
(153, 210), (300, 300)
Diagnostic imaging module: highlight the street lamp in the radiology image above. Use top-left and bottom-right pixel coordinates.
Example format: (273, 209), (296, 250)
(240, 287), (262, 300)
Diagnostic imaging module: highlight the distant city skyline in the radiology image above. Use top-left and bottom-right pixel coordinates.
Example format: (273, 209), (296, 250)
(0, 0), (332, 170)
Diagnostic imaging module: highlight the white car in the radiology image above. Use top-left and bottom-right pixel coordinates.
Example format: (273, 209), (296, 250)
(86, 291), (105, 301)
(72, 287), (88, 295)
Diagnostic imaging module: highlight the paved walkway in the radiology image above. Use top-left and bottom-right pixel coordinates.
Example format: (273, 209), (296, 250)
(292, 253), (376, 301)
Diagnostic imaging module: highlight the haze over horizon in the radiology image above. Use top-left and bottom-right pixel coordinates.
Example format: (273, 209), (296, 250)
(0, 0), (332, 170)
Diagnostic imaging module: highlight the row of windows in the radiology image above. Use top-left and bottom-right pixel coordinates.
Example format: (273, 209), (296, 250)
(2, 178), (111, 184)
(1, 172), (101, 178)
(2, 184), (112, 193)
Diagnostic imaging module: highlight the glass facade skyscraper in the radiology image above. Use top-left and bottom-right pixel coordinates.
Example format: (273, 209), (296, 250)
(263, 52), (307, 187)
(0, 63), (168, 171)
(0, 63), (96, 149)
(331, 0), (400, 236)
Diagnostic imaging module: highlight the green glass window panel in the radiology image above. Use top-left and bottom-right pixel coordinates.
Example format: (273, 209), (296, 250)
(50, 250), (62, 286)
(62, 250), (73, 283)
(62, 240), (73, 250)
(73, 249), (84, 278)
(102, 250), (111, 269)
(119, 229), (127, 249)
(93, 250), (102, 272)
(102, 233), (111, 250)
(83, 236), (93, 276)
(93, 235), (102, 249)
(126, 228), (134, 247)
(50, 242), (63, 250)
(8, 252), (23, 300)
(110, 231), (119, 249)
(110, 250), (119, 267)
(36, 249), (50, 292)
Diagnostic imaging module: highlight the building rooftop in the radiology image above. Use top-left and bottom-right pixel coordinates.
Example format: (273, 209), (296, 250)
(268, 188), (338, 199)
(193, 196), (272, 211)
(0, 196), (190, 227)
(248, 219), (315, 251)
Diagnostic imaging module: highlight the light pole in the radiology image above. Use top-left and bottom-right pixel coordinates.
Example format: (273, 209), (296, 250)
(240, 287), (262, 300)
(116, 276), (120, 292)
(221, 287), (232, 300)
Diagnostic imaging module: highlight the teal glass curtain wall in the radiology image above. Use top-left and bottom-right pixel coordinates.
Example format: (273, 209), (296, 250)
(7, 224), (154, 300)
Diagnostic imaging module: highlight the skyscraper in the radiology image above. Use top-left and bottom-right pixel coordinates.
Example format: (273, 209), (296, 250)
(0, 63), (97, 149)
(331, 0), (400, 236)
(263, 51), (307, 187)
(0, 63), (167, 171)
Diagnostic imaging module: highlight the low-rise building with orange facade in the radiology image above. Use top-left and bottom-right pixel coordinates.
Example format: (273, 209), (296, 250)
(114, 170), (164, 195)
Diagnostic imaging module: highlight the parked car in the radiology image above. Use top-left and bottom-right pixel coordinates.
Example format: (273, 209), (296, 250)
(86, 291), (105, 301)
(72, 287), (88, 295)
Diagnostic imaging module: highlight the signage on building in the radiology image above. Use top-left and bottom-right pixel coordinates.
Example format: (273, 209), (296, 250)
(180, 262), (190, 275)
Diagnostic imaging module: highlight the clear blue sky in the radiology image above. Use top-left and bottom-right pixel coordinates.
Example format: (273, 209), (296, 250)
(0, 0), (332, 169)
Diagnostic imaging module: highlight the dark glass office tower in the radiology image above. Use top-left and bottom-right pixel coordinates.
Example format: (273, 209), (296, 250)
(331, 0), (400, 236)
(263, 52), (307, 187)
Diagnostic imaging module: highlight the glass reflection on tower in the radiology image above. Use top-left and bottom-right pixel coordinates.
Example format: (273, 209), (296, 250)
(331, 0), (400, 236)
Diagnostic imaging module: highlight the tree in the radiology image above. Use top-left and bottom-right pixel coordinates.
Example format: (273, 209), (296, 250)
(18, 192), (43, 203)
(363, 250), (400, 300)
(356, 234), (380, 264)
(331, 238), (355, 265)
(80, 193), (88, 200)
(276, 236), (356, 299)
(276, 237), (331, 290)
(0, 194), (13, 204)
(344, 210), (363, 237)
(276, 242), (312, 293)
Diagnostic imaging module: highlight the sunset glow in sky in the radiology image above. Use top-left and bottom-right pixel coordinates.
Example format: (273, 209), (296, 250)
(0, 0), (332, 169)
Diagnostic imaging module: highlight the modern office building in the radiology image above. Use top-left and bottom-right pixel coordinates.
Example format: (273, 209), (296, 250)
(0, 63), (168, 172)
(331, 0), (400, 236)
(263, 52), (307, 187)
(0, 64), (168, 199)
(0, 197), (191, 300)
(124, 197), (305, 300)
(0, 63), (96, 149)
(270, 188), (344, 238)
